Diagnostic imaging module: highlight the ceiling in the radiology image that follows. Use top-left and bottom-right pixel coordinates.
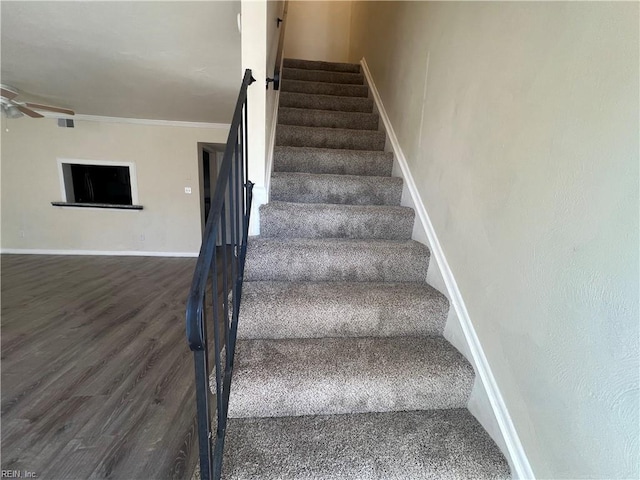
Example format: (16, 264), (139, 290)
(1, 1), (241, 123)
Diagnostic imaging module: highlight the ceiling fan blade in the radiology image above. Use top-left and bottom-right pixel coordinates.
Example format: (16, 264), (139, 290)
(15, 104), (44, 118)
(1, 87), (18, 100)
(24, 102), (74, 116)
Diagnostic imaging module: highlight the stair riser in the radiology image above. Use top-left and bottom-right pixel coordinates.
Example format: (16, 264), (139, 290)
(270, 174), (402, 206)
(244, 240), (429, 283)
(280, 92), (373, 113)
(273, 147), (393, 177)
(283, 58), (361, 73)
(228, 337), (473, 418)
(230, 378), (472, 418)
(260, 203), (413, 240)
(237, 282), (449, 340)
(277, 126), (385, 151)
(283, 68), (364, 84)
(281, 79), (369, 97)
(278, 108), (379, 131)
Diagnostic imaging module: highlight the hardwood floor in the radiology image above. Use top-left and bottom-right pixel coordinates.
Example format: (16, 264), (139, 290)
(1, 254), (203, 479)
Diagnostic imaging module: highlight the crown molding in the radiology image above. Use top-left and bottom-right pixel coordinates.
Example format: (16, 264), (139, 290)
(38, 111), (230, 130)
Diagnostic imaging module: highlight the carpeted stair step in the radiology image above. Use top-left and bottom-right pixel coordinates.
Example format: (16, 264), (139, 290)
(223, 408), (510, 479)
(283, 58), (361, 73)
(283, 67), (364, 85)
(277, 125), (385, 150)
(281, 79), (369, 97)
(244, 238), (429, 282)
(260, 201), (414, 239)
(274, 146), (393, 177)
(270, 172), (402, 205)
(278, 107), (379, 130)
(280, 92), (373, 113)
(237, 281), (449, 339)
(227, 336), (474, 418)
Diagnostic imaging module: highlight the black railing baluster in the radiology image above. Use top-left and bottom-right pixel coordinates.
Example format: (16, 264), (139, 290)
(242, 89), (251, 276)
(239, 124), (245, 230)
(243, 95), (249, 218)
(228, 164), (237, 298)
(194, 345), (212, 480)
(220, 204), (231, 370)
(234, 139), (242, 276)
(210, 253), (223, 428)
(186, 69), (255, 480)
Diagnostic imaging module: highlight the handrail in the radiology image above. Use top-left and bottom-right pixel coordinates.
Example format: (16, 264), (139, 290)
(185, 68), (255, 480)
(267, 0), (289, 90)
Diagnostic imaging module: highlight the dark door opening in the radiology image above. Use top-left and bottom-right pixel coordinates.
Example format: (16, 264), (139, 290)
(198, 143), (225, 237)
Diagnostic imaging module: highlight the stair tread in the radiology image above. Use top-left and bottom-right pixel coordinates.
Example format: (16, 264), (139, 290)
(277, 124), (386, 151)
(270, 172), (402, 206)
(244, 237), (429, 283)
(238, 280), (449, 339)
(283, 67), (365, 85)
(280, 91), (373, 113)
(278, 107), (379, 130)
(246, 236), (426, 249)
(281, 79), (369, 97)
(273, 146), (393, 177)
(274, 145), (392, 156)
(223, 408), (510, 480)
(228, 336), (474, 418)
(283, 58), (361, 73)
(279, 106), (378, 117)
(260, 201), (414, 240)
(271, 171), (402, 183)
(262, 200), (412, 214)
(278, 124), (384, 137)
(281, 91), (371, 102)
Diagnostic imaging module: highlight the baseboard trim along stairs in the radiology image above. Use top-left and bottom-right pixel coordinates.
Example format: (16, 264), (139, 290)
(219, 57), (512, 479)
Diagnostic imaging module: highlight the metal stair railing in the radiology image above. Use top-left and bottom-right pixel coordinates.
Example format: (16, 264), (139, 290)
(185, 68), (255, 480)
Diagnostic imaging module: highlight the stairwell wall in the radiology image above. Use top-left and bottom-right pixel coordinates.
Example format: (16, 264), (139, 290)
(283, 0), (352, 63)
(350, 1), (639, 479)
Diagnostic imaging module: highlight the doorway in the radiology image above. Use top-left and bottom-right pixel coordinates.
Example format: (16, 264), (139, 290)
(197, 142), (225, 237)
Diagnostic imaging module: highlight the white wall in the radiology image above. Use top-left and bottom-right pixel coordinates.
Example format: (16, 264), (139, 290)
(241, 0), (268, 197)
(350, 1), (639, 479)
(241, 0), (285, 234)
(1, 116), (228, 254)
(283, 0), (352, 63)
(265, 0), (285, 193)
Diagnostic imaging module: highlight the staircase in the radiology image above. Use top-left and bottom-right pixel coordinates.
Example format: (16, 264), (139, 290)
(220, 58), (510, 479)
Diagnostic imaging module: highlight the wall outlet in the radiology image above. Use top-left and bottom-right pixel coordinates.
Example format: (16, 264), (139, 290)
(184, 187), (192, 194)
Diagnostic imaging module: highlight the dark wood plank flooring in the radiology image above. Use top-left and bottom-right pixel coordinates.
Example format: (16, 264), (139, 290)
(1, 254), (201, 479)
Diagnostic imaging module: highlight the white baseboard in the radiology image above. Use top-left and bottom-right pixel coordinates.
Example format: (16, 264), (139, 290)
(248, 185), (267, 236)
(253, 78), (282, 238)
(360, 57), (535, 480)
(0, 248), (198, 257)
(265, 88), (281, 199)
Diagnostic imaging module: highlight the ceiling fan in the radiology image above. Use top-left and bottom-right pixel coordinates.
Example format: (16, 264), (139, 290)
(1, 85), (74, 119)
